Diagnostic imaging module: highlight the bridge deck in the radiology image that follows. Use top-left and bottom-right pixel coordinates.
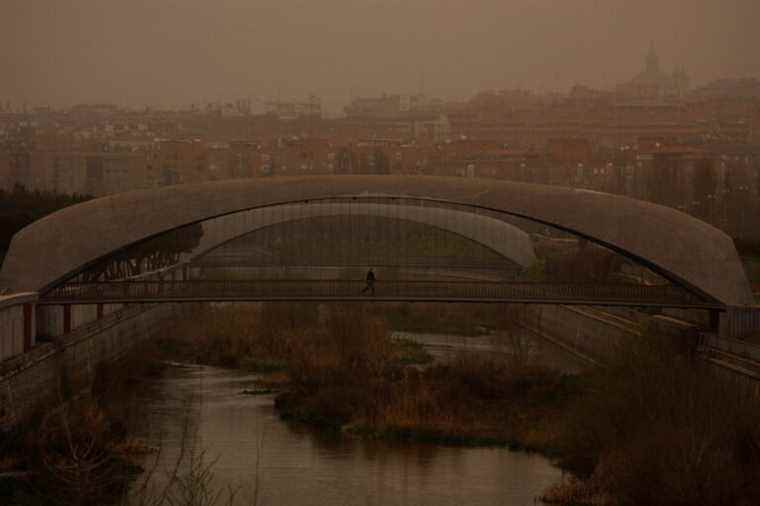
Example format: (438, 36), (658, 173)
(40, 279), (722, 309)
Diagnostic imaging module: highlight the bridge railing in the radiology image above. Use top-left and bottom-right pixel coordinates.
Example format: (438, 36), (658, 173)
(41, 279), (707, 306)
(720, 306), (760, 339)
(702, 333), (760, 363)
(194, 257), (517, 269)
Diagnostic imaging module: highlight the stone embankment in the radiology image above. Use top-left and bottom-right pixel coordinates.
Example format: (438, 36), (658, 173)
(518, 303), (760, 383)
(0, 303), (186, 428)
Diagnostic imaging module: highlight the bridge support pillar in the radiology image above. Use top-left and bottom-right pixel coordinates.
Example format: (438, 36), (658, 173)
(97, 303), (104, 320)
(709, 309), (721, 333)
(63, 305), (72, 334)
(23, 303), (35, 352)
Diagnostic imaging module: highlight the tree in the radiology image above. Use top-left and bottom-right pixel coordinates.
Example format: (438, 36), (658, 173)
(81, 224), (204, 281)
(0, 185), (92, 265)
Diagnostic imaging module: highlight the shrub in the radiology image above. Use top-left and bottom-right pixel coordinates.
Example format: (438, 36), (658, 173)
(558, 333), (760, 506)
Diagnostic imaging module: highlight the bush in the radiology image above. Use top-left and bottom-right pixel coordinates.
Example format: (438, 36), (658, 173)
(558, 333), (760, 506)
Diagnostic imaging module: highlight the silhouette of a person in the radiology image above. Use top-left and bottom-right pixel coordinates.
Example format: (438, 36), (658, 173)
(362, 268), (376, 296)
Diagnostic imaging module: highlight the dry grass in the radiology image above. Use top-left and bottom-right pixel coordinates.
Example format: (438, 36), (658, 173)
(153, 303), (320, 370)
(539, 476), (608, 505)
(0, 341), (170, 506)
(363, 355), (575, 445)
(272, 308), (577, 446)
(555, 334), (760, 506)
(154, 303), (573, 446)
(153, 303), (760, 505)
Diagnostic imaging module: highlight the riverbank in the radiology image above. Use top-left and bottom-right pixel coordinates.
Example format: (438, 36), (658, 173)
(152, 303), (573, 449)
(153, 302), (760, 506)
(0, 347), (165, 505)
(130, 362), (563, 506)
(275, 354), (577, 450)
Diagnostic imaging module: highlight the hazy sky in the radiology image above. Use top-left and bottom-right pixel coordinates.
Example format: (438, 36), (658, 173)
(2, 0), (759, 110)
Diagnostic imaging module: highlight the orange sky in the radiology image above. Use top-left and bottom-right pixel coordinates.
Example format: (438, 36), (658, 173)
(2, 0), (758, 110)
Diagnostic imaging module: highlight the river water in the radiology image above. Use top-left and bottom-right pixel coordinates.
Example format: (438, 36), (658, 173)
(130, 333), (582, 506)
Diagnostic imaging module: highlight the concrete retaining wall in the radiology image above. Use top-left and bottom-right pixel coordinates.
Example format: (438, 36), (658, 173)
(703, 334), (760, 363)
(36, 303), (126, 339)
(519, 304), (705, 364)
(520, 304), (760, 388)
(519, 304), (643, 364)
(0, 304), (25, 362)
(0, 293), (37, 362)
(0, 303), (185, 428)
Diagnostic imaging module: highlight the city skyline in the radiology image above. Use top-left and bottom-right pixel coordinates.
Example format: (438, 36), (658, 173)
(2, 4), (760, 506)
(3, 0), (760, 111)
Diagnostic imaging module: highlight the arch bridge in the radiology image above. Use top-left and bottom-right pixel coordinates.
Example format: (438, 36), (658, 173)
(0, 176), (752, 312)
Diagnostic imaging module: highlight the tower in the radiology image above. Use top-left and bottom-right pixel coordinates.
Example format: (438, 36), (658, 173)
(645, 42), (661, 75)
(672, 66), (690, 97)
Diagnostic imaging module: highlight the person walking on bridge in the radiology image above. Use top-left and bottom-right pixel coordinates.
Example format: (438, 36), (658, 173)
(362, 268), (376, 296)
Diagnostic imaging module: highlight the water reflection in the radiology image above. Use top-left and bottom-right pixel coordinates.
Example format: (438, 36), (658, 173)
(133, 364), (562, 506)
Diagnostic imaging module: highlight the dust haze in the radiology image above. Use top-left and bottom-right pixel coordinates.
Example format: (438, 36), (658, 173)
(3, 0), (759, 109)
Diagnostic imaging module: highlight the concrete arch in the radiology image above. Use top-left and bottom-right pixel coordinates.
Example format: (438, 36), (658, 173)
(0, 176), (752, 306)
(190, 202), (536, 269)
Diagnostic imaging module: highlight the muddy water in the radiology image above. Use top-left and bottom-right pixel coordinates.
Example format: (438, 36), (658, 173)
(132, 361), (565, 506)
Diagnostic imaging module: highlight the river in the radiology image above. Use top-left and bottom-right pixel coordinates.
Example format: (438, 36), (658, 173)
(129, 332), (581, 506)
